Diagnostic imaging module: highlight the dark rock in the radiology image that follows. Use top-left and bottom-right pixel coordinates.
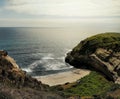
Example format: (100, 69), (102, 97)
(0, 50), (8, 57)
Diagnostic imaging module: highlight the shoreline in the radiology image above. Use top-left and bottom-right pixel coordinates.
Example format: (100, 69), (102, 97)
(34, 69), (91, 86)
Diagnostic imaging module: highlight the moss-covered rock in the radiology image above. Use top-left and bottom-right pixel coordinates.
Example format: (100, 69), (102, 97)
(72, 33), (120, 55)
(65, 33), (120, 82)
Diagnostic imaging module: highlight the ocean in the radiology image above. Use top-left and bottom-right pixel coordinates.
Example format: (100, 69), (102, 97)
(0, 27), (92, 76)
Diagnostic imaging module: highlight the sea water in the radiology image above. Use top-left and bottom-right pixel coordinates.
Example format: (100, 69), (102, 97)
(0, 27), (90, 76)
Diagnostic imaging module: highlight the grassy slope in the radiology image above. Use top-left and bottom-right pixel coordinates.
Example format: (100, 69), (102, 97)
(61, 33), (120, 98)
(73, 33), (120, 54)
(63, 71), (113, 97)
(50, 71), (120, 98)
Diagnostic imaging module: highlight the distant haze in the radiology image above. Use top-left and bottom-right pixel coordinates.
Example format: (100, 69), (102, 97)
(0, 0), (120, 33)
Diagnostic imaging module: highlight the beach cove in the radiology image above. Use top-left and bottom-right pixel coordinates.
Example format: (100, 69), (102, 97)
(35, 69), (90, 86)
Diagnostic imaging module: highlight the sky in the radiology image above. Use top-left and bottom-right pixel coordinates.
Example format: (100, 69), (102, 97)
(0, 0), (120, 29)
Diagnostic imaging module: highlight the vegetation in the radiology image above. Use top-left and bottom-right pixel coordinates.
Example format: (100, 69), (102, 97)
(63, 71), (113, 97)
(73, 33), (120, 54)
(51, 71), (116, 97)
(64, 32), (120, 98)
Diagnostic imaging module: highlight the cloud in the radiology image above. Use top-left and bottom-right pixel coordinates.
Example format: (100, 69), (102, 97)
(3, 0), (120, 17)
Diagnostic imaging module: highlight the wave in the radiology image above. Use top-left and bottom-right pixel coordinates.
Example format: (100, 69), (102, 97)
(65, 48), (72, 52)
(41, 53), (54, 60)
(23, 53), (73, 73)
(22, 68), (32, 73)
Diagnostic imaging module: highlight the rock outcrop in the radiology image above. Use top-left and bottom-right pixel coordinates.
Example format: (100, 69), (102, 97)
(65, 33), (120, 83)
(0, 50), (47, 89)
(0, 50), (62, 99)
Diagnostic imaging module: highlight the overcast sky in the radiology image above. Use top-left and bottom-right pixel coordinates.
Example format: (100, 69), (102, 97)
(0, 0), (120, 27)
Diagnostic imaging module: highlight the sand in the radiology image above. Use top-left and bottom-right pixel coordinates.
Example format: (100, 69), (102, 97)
(35, 69), (91, 86)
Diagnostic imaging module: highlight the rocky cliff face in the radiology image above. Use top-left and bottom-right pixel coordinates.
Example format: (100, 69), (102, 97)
(65, 33), (120, 83)
(0, 51), (47, 89)
(0, 50), (62, 99)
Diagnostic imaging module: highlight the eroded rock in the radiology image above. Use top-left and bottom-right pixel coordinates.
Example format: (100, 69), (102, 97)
(65, 33), (120, 83)
(0, 50), (49, 90)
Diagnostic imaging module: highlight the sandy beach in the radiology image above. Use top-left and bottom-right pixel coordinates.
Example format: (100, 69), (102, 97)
(35, 69), (90, 86)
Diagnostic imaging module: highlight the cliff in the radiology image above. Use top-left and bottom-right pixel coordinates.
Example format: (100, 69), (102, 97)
(65, 33), (120, 83)
(0, 50), (62, 99)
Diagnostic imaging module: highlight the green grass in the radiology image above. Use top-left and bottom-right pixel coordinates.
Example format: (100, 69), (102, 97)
(63, 71), (113, 97)
(73, 33), (120, 54)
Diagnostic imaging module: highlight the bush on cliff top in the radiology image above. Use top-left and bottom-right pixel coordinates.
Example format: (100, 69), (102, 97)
(73, 33), (120, 54)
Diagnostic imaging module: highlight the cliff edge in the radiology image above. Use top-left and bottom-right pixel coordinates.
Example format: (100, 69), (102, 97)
(0, 50), (47, 89)
(0, 50), (62, 99)
(65, 33), (120, 83)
